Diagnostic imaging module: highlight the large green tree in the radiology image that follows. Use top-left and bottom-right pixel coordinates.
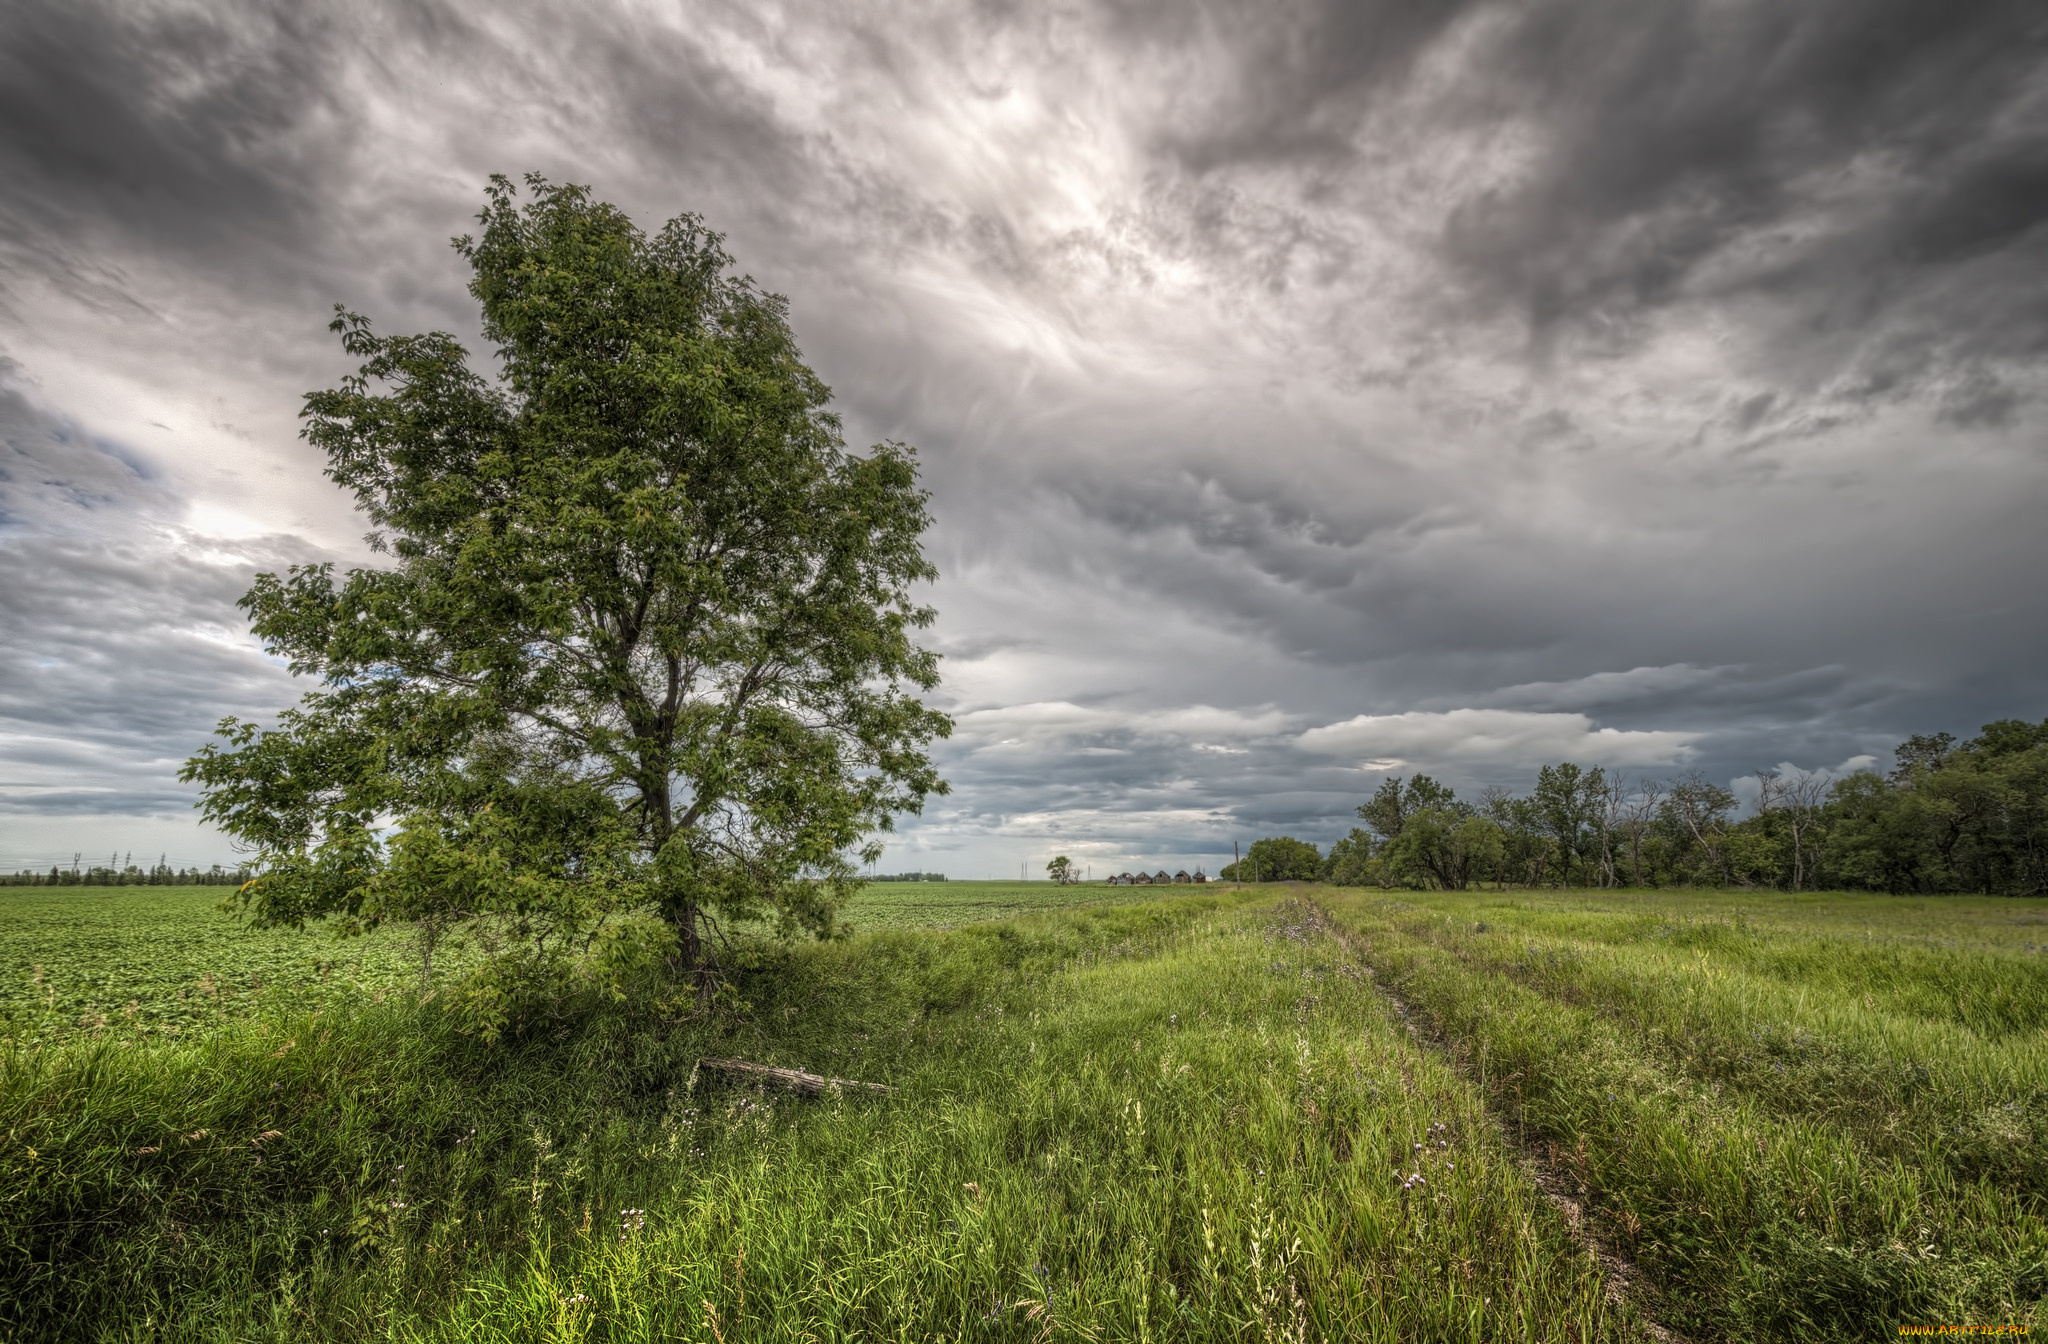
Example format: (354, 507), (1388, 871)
(184, 176), (950, 1012)
(1220, 835), (1323, 883)
(1355, 774), (1458, 845)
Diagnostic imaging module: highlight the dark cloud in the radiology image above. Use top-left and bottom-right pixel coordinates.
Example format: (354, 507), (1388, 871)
(0, 0), (2044, 872)
(1434, 0), (2048, 379)
(0, 2), (349, 307)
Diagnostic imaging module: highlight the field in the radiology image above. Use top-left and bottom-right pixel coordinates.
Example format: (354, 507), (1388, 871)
(0, 882), (1187, 1044)
(1323, 888), (2048, 1339)
(0, 886), (432, 1045)
(0, 882), (2040, 1340)
(840, 879), (1212, 931)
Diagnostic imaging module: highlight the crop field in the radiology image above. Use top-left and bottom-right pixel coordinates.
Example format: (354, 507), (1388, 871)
(0, 882), (1184, 1044)
(0, 886), (430, 1046)
(0, 883), (2040, 1341)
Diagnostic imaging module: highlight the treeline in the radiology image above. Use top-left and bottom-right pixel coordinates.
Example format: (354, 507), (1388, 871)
(1229, 717), (2048, 896)
(865, 872), (949, 883)
(0, 862), (252, 888)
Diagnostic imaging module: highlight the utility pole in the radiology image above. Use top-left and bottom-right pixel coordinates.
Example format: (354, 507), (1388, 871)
(1234, 840), (1240, 891)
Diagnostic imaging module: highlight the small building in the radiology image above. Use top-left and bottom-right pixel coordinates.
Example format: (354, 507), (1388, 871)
(1153, 870), (1172, 885)
(1173, 869), (1192, 884)
(1192, 868), (1208, 883)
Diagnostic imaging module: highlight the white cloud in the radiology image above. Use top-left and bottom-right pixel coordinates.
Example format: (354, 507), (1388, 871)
(1296, 709), (1701, 769)
(1466, 664), (1738, 712)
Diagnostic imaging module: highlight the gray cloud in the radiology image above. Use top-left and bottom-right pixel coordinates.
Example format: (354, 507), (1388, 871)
(0, 372), (311, 866)
(1, 0), (2044, 873)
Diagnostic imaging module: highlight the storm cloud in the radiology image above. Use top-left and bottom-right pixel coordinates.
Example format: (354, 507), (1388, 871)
(2, 0), (2044, 874)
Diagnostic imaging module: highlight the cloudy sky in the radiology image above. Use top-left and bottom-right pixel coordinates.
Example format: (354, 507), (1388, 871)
(3, 0), (2045, 878)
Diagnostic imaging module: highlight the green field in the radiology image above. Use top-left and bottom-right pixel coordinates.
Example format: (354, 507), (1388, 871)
(841, 879), (1210, 930)
(0, 886), (432, 1045)
(0, 883), (2040, 1340)
(0, 881), (1198, 1044)
(1321, 887), (2048, 1339)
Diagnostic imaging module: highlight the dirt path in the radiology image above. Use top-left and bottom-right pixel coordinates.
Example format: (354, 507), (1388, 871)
(1310, 898), (1691, 1344)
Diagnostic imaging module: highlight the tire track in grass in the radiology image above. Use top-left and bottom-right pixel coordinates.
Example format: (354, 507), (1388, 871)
(1311, 895), (1691, 1344)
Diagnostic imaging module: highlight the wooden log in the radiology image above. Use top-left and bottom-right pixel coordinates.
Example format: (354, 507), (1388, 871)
(695, 1056), (893, 1097)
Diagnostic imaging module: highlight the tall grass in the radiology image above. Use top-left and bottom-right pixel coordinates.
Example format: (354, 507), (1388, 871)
(1323, 888), (2048, 1340)
(2, 893), (1631, 1342)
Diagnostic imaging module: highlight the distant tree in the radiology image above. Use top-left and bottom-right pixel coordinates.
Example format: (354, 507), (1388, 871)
(1381, 807), (1503, 890)
(1221, 836), (1321, 882)
(183, 176), (950, 1024)
(1534, 762), (1610, 886)
(1825, 718), (2048, 895)
(1617, 776), (1664, 888)
(1321, 828), (1379, 886)
(1753, 767), (1830, 891)
(1356, 775), (1458, 845)
(1658, 772), (1738, 885)
(1046, 855), (1074, 885)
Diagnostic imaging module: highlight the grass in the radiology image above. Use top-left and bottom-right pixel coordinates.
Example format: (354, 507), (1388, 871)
(0, 882), (1192, 1044)
(1, 881), (2041, 1340)
(1321, 886), (2048, 1340)
(1, 889), (1633, 1342)
(840, 879), (1213, 931)
(0, 886), (431, 1046)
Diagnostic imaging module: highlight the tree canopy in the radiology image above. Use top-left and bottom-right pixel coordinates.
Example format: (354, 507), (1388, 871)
(183, 176), (950, 1023)
(1219, 835), (1322, 883)
(1315, 717), (2048, 895)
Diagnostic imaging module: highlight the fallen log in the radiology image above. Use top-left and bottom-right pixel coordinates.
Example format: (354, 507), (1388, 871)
(694, 1056), (894, 1097)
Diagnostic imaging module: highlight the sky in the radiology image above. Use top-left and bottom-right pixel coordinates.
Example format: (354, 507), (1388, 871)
(2, 0), (2045, 879)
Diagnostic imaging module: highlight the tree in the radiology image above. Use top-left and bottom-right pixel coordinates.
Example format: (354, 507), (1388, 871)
(1753, 767), (1829, 891)
(1356, 775), (1458, 845)
(183, 176), (950, 1017)
(1823, 771), (1925, 892)
(1476, 785), (1549, 888)
(1321, 828), (1379, 886)
(1381, 807), (1503, 890)
(1658, 772), (1737, 885)
(1220, 836), (1322, 882)
(1829, 719), (2048, 895)
(1889, 732), (1957, 785)
(1046, 855), (1074, 885)
(1532, 762), (1604, 886)
(1618, 776), (1665, 887)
